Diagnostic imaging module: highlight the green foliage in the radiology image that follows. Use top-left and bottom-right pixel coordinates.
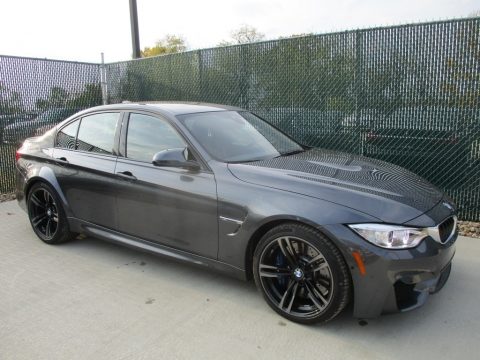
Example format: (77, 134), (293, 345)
(68, 84), (102, 108)
(141, 35), (187, 58)
(219, 25), (265, 46)
(0, 82), (25, 115)
(35, 86), (69, 110)
(35, 84), (102, 110)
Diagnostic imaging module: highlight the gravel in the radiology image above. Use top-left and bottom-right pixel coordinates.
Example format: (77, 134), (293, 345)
(0, 193), (15, 203)
(1, 192), (478, 238)
(458, 221), (480, 239)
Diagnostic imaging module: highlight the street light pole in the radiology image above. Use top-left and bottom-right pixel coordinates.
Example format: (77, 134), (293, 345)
(129, 0), (141, 59)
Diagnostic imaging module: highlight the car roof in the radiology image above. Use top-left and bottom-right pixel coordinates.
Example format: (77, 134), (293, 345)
(81, 102), (244, 116)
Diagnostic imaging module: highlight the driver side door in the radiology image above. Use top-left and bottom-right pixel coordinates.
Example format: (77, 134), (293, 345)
(114, 112), (219, 259)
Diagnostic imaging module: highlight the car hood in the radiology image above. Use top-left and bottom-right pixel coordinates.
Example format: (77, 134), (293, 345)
(227, 148), (444, 224)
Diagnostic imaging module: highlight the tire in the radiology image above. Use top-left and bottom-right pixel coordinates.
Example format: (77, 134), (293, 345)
(27, 182), (75, 244)
(253, 223), (351, 324)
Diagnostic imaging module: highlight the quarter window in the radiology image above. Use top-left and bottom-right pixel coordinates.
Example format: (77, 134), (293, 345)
(76, 113), (119, 155)
(56, 119), (79, 149)
(126, 113), (186, 163)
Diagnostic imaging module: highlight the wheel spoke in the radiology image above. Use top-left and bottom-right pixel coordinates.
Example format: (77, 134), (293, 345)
(45, 219), (52, 237)
(277, 237), (297, 267)
(286, 283), (299, 313)
(304, 280), (328, 311)
(307, 253), (326, 265)
(30, 193), (45, 208)
(32, 214), (48, 227)
(259, 264), (291, 278)
(310, 262), (329, 273)
(316, 277), (331, 288)
(43, 190), (50, 203)
(278, 280), (297, 312)
(297, 241), (305, 256)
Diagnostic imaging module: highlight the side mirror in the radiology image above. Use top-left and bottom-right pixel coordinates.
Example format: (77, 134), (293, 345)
(152, 147), (200, 171)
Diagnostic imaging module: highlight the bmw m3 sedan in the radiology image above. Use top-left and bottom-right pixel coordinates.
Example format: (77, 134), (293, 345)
(15, 102), (457, 324)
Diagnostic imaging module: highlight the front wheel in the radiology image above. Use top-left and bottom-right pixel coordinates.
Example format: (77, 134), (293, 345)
(253, 223), (351, 324)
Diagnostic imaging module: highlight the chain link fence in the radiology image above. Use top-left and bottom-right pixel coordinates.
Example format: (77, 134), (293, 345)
(0, 55), (102, 192)
(1, 18), (479, 220)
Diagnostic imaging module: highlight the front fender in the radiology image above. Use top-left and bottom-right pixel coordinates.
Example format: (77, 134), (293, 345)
(216, 173), (380, 270)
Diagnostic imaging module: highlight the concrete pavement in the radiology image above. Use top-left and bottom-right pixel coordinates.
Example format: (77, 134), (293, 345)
(0, 200), (479, 360)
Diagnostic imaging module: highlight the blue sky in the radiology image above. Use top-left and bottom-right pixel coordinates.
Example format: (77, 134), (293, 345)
(0, 0), (478, 63)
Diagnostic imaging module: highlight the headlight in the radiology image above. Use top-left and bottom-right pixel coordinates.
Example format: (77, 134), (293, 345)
(348, 224), (428, 249)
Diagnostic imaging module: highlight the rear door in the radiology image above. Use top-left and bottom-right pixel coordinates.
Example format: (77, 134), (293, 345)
(52, 111), (121, 229)
(114, 112), (218, 259)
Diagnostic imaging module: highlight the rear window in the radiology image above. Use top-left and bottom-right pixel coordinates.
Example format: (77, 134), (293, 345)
(56, 119), (79, 149)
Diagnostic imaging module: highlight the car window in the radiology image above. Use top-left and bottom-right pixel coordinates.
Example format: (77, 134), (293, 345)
(126, 113), (186, 163)
(77, 113), (119, 155)
(56, 119), (79, 149)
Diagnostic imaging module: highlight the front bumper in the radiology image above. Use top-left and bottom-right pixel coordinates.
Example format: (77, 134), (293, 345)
(324, 223), (456, 319)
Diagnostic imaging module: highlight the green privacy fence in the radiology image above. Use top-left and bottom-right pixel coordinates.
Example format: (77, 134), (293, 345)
(1, 18), (479, 220)
(0, 55), (102, 193)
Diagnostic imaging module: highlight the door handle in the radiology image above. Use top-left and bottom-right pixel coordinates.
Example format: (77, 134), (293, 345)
(55, 157), (69, 164)
(116, 171), (137, 181)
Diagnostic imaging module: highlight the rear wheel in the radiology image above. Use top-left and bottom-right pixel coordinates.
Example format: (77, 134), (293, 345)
(27, 182), (75, 244)
(253, 223), (351, 324)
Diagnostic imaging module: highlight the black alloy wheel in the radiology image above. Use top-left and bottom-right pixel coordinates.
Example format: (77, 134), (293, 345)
(27, 182), (74, 244)
(253, 223), (351, 324)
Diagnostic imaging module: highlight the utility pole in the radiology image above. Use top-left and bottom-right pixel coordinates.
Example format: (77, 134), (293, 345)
(129, 0), (141, 58)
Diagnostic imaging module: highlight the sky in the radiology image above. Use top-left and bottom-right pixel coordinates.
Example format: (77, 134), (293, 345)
(0, 0), (478, 63)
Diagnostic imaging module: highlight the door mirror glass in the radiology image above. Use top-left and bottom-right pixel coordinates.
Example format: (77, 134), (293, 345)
(152, 147), (200, 171)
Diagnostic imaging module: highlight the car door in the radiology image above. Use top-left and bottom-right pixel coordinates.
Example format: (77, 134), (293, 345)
(114, 112), (218, 259)
(52, 111), (121, 229)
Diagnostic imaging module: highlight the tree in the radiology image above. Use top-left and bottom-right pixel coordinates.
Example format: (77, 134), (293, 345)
(218, 25), (265, 46)
(35, 84), (102, 110)
(0, 82), (25, 115)
(67, 84), (102, 108)
(35, 86), (69, 110)
(141, 35), (187, 58)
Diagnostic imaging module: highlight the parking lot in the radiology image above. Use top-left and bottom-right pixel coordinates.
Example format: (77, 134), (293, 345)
(1, 199), (479, 360)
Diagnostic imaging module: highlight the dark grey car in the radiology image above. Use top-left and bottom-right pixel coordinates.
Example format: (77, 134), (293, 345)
(15, 103), (457, 324)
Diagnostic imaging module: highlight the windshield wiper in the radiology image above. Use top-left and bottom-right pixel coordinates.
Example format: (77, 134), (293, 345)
(278, 149), (305, 157)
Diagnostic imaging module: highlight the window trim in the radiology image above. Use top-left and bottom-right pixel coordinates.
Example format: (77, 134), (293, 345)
(120, 110), (210, 171)
(55, 117), (81, 150)
(55, 110), (122, 157)
(124, 112), (186, 163)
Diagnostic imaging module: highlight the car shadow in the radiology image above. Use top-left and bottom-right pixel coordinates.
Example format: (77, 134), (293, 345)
(61, 235), (472, 339)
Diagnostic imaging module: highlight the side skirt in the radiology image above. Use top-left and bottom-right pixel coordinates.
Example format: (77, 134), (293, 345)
(68, 218), (247, 281)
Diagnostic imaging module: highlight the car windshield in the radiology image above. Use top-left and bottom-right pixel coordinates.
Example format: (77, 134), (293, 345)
(178, 111), (304, 162)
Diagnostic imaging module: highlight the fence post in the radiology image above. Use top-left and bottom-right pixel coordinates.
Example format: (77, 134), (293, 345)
(198, 50), (204, 101)
(100, 52), (108, 105)
(240, 45), (250, 109)
(355, 30), (363, 155)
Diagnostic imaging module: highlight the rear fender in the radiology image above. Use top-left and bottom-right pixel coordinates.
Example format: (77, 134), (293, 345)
(24, 165), (72, 217)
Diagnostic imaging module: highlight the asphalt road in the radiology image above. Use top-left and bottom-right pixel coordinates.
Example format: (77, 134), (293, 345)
(1, 200), (479, 360)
